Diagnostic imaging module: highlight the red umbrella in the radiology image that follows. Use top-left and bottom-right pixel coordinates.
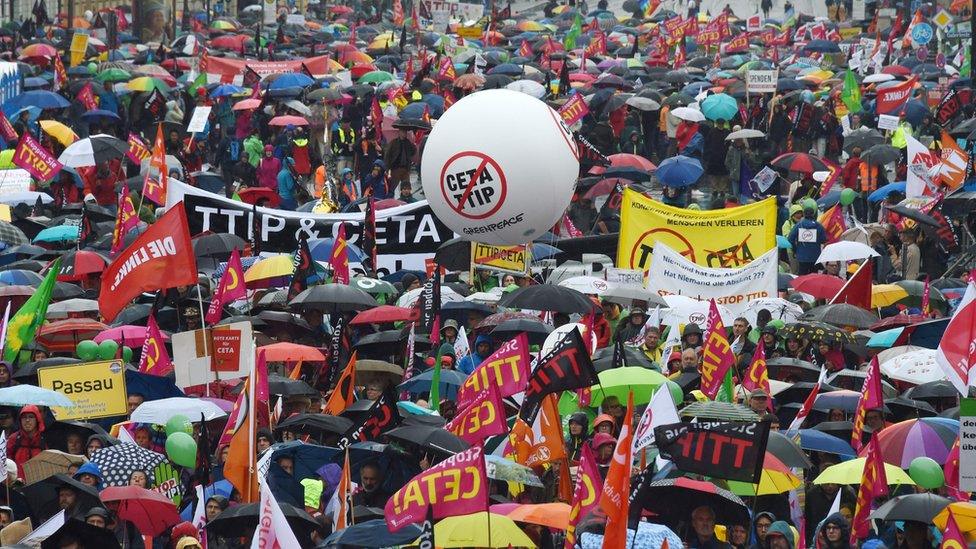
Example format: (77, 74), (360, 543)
(583, 178), (630, 199)
(329, 4), (353, 13)
(54, 250), (109, 282)
(790, 274), (845, 300)
(869, 314), (928, 331)
(882, 65), (912, 76)
(209, 34), (250, 50)
(238, 187), (281, 207)
(269, 115), (308, 127)
(100, 486), (180, 537)
(589, 153), (656, 175)
(259, 342), (326, 362)
(374, 198), (405, 209)
(37, 319), (109, 352)
(351, 305), (419, 325)
(160, 58), (191, 70)
(771, 152), (830, 174)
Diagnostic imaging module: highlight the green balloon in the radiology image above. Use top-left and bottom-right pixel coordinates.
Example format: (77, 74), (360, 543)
(802, 198), (818, 212)
(97, 340), (119, 360)
(76, 340), (98, 361)
(122, 346), (133, 363)
(908, 457), (944, 489)
(165, 414), (193, 437)
(840, 188), (858, 207)
(165, 432), (197, 468)
(87, 62), (97, 73)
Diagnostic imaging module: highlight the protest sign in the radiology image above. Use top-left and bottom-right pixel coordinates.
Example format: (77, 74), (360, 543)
(186, 106), (212, 133)
(172, 321), (255, 388)
(471, 242), (529, 274)
(654, 420), (771, 483)
(746, 70), (778, 93)
(38, 360), (128, 420)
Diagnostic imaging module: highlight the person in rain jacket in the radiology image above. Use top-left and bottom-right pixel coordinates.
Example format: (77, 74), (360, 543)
(243, 134), (264, 167)
(766, 521), (796, 549)
(457, 335), (491, 375)
(7, 405), (45, 477)
(73, 461), (104, 491)
(362, 159), (389, 199)
(256, 145), (281, 191)
(277, 157), (298, 210)
(565, 412), (589, 463)
(788, 206), (828, 275)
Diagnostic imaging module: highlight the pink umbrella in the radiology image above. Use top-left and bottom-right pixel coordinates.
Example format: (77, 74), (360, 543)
(94, 325), (169, 347)
(269, 115), (308, 127)
(232, 98), (262, 111)
(100, 486), (180, 537)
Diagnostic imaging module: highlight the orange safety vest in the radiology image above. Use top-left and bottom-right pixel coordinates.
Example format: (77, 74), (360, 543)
(859, 162), (879, 193)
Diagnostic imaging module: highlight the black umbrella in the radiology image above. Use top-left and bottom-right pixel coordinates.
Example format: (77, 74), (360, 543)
(766, 431), (813, 468)
(632, 476), (750, 527)
(43, 420), (111, 452)
(843, 127), (884, 153)
(764, 357), (822, 383)
(58, 134), (129, 166)
(289, 284), (378, 313)
(780, 321), (855, 344)
(801, 303), (879, 329)
(208, 500), (320, 541)
(41, 519), (121, 549)
(860, 144), (902, 165)
(492, 318), (553, 345)
(323, 519), (423, 547)
(385, 424), (469, 455)
(13, 357), (83, 383)
(592, 345), (655, 371)
(497, 284), (594, 314)
(884, 396), (936, 419)
(887, 205), (941, 228)
(275, 413), (353, 441)
(870, 493), (951, 523)
(20, 474), (102, 523)
(266, 374), (319, 397)
(434, 237), (472, 271)
(905, 380), (959, 400)
(191, 232), (247, 258)
(812, 420), (854, 441)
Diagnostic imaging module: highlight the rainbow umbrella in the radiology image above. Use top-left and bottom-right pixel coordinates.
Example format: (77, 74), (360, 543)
(859, 417), (958, 467)
(127, 76), (171, 93)
(726, 454), (803, 496)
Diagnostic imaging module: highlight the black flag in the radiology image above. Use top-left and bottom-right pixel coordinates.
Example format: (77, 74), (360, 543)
(630, 35), (639, 58)
(612, 336), (627, 369)
(30, 195), (43, 217)
(337, 385), (402, 448)
(243, 66), (261, 88)
(32, 0), (48, 26)
(325, 315), (350, 389)
(250, 203), (261, 255)
(418, 268), (441, 334)
(287, 234), (314, 300)
(77, 206), (94, 249)
(520, 327), (599, 421)
(557, 59), (571, 96)
(398, 25), (407, 55)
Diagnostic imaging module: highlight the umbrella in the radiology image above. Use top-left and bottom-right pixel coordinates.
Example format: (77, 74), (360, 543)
(880, 348), (942, 384)
(22, 450), (88, 485)
(905, 380), (959, 400)
(801, 304), (879, 329)
(497, 284), (594, 314)
(55, 249), (109, 281)
(0, 269), (44, 285)
(351, 305), (418, 325)
(871, 493), (952, 523)
(933, 503), (976, 538)
(385, 424), (469, 454)
(267, 441), (340, 481)
(208, 500), (320, 541)
(680, 401), (760, 421)
(323, 520), (423, 547)
(843, 127), (884, 153)
(39, 120), (78, 146)
(888, 204), (941, 228)
(725, 129), (765, 140)
(588, 367), (668, 406)
(94, 325), (168, 347)
(633, 477), (750, 526)
(57, 134), (128, 168)
(434, 512), (536, 548)
(274, 414), (353, 441)
(259, 342), (325, 362)
(0, 221), (29, 245)
(129, 397), (226, 424)
(872, 285), (910, 308)
(670, 106), (706, 122)
(771, 152), (829, 174)
(863, 417), (958, 467)
(766, 431), (813, 468)
(21, 474), (102, 522)
(813, 458), (916, 485)
(269, 115), (309, 126)
(765, 358), (822, 383)
(655, 155), (704, 187)
(290, 284), (378, 313)
(354, 359), (404, 387)
(100, 485), (180, 536)
(398, 368), (467, 399)
(783, 428), (855, 457)
(265, 374), (318, 397)
(41, 519), (121, 548)
(0, 385), (73, 407)
(493, 318), (553, 345)
(780, 321), (855, 344)
(43, 421), (111, 453)
(816, 241), (880, 263)
(33, 225), (80, 244)
(485, 455), (544, 487)
(861, 144), (902, 165)
(496, 502), (571, 529)
(36, 318), (108, 352)
(726, 455), (803, 496)
(700, 93), (738, 121)
(90, 443), (168, 487)
(191, 232), (247, 257)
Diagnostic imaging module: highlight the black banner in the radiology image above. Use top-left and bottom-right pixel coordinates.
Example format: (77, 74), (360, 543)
(653, 420), (770, 483)
(287, 234), (313, 300)
(326, 315), (348, 388)
(144, 89), (166, 122)
(520, 328), (599, 421)
(337, 386), (401, 449)
(936, 88), (960, 127)
(418, 271), (440, 334)
(170, 181), (454, 277)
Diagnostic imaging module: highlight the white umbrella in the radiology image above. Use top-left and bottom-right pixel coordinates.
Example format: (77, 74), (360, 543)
(725, 129), (765, 141)
(465, 291), (501, 304)
(506, 79), (546, 99)
(662, 294), (733, 327)
(626, 96), (661, 111)
(0, 191), (53, 206)
(600, 283), (668, 308)
(558, 276), (609, 295)
(0, 385), (74, 407)
(875, 344), (930, 365)
(670, 106), (706, 122)
(879, 348), (942, 384)
(396, 286), (464, 308)
(47, 298), (100, 318)
(863, 73), (895, 84)
(816, 241), (879, 264)
(130, 397), (227, 424)
(742, 297), (804, 326)
(57, 134), (128, 168)
(283, 99), (312, 116)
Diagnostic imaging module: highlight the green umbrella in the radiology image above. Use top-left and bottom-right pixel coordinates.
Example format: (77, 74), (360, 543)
(589, 366), (668, 407)
(358, 70), (395, 84)
(95, 68), (131, 83)
(701, 93), (738, 121)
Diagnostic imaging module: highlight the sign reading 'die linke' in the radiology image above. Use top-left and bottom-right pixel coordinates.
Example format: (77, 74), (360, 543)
(654, 420), (770, 483)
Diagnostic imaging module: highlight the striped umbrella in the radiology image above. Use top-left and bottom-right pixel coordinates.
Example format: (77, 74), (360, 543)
(860, 417), (958, 467)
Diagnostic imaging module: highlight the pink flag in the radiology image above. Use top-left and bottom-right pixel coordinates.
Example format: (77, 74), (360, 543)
(206, 248), (246, 324)
(330, 224), (350, 285)
(12, 132), (62, 182)
(851, 356), (884, 451)
(565, 443), (603, 549)
(111, 182), (140, 254)
(250, 481), (301, 548)
(138, 314), (173, 376)
(455, 333), (530, 408)
(699, 299), (736, 399)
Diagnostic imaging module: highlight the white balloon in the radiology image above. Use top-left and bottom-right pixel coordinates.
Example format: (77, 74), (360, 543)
(420, 89), (579, 245)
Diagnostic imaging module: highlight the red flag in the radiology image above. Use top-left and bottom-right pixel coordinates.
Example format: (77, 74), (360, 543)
(0, 112), (17, 143)
(445, 381), (507, 444)
(876, 76), (917, 115)
(392, 0), (404, 25)
(421, 103), (431, 124)
(565, 443), (603, 549)
(437, 56), (456, 80)
(818, 204), (847, 243)
(585, 32), (607, 57)
(142, 124), (168, 205)
(253, 481), (302, 547)
(921, 275), (931, 315)
(411, 4), (419, 31)
(851, 356), (884, 451)
(52, 54), (67, 90)
(443, 90), (456, 110)
(330, 224), (350, 284)
(98, 203), (198, 322)
(944, 437), (970, 501)
(334, 449), (354, 530)
(742, 340), (772, 411)
(323, 351), (357, 415)
(206, 248), (246, 324)
(370, 97), (384, 143)
(456, 333), (531, 407)
(111, 182), (139, 254)
(519, 40), (533, 57)
(558, 93), (589, 126)
(725, 32), (749, 53)
(138, 313), (173, 376)
(936, 281), (976, 395)
(830, 261), (873, 310)
(600, 391), (634, 549)
(77, 82), (98, 111)
(850, 435), (889, 544)
(673, 43), (686, 68)
(699, 299), (735, 399)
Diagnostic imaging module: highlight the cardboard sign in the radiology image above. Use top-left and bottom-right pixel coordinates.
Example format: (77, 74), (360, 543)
(186, 106), (212, 133)
(605, 267), (644, 286)
(172, 321), (254, 388)
(472, 242), (528, 274)
(877, 114), (900, 130)
(38, 360), (128, 420)
(746, 70), (778, 93)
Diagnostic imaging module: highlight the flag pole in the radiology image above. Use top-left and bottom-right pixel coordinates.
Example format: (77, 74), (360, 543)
(198, 290), (212, 397)
(247, 345), (257, 501)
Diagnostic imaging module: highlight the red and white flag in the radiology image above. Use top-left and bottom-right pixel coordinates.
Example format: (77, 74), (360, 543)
(936, 281), (976, 396)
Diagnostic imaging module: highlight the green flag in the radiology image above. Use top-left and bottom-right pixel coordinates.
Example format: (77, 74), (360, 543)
(429, 345), (443, 412)
(4, 258), (60, 363)
(715, 368), (736, 403)
(841, 69), (862, 113)
(564, 15), (582, 50)
(191, 71), (207, 94)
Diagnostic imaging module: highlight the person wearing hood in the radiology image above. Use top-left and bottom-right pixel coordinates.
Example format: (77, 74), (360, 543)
(766, 521), (796, 549)
(0, 362), (12, 389)
(277, 157), (299, 210)
(676, 120), (704, 159)
(751, 512), (776, 549)
(788, 206), (827, 275)
(362, 159), (389, 199)
(73, 461), (104, 491)
(590, 432), (615, 480)
(7, 405), (45, 476)
(457, 335), (491, 376)
(682, 323), (703, 351)
(565, 412), (589, 463)
(819, 512), (851, 549)
(243, 133), (265, 167)
(619, 127), (644, 155)
(256, 144), (282, 191)
(86, 434), (110, 459)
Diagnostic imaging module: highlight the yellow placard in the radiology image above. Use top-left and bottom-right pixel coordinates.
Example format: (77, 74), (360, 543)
(839, 27), (862, 39)
(38, 360), (127, 420)
(457, 26), (484, 39)
(0, 204), (11, 222)
(472, 241), (529, 274)
(616, 188), (777, 271)
(69, 33), (90, 67)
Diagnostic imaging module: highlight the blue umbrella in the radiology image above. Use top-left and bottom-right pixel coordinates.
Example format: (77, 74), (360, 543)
(867, 327), (904, 348)
(67, 66), (92, 77)
(776, 235), (792, 250)
(330, 441), (421, 491)
(784, 429), (856, 457)
(529, 242), (562, 261)
(0, 385), (74, 407)
(655, 155), (703, 188)
(307, 237), (366, 263)
(901, 99), (929, 127)
(817, 189), (841, 208)
(210, 84), (245, 98)
(124, 370), (184, 401)
(325, 520), (423, 547)
(398, 368), (466, 398)
(81, 109), (121, 122)
(777, 78), (805, 91)
(488, 63), (523, 76)
(868, 181), (907, 202)
(701, 93), (738, 121)
(22, 77), (48, 89)
(270, 441), (339, 481)
(2, 90), (70, 115)
(398, 101), (427, 119)
(682, 81), (711, 96)
(0, 269), (43, 286)
(803, 39), (842, 53)
(33, 225), (80, 244)
(266, 72), (314, 89)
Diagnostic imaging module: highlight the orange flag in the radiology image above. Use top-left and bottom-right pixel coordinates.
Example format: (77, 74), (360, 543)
(323, 351), (357, 415)
(288, 359), (303, 380)
(818, 205), (847, 243)
(224, 363), (260, 503)
(334, 449), (354, 530)
(600, 390), (634, 549)
(510, 393), (566, 467)
(938, 130), (968, 190)
(742, 340), (772, 411)
(142, 124), (168, 205)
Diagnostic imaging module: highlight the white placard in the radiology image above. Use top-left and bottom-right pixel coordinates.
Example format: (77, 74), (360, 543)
(0, 169), (33, 194)
(187, 106), (212, 133)
(172, 321), (254, 388)
(605, 267), (644, 286)
(746, 70), (779, 93)
(877, 114), (899, 130)
(285, 13), (306, 25)
(852, 0), (866, 20)
(646, 242), (779, 314)
(959, 398), (976, 492)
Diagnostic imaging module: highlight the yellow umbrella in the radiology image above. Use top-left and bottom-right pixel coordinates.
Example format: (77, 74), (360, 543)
(727, 468), (803, 496)
(813, 458), (916, 486)
(40, 120), (78, 146)
(872, 284), (910, 308)
(435, 512), (536, 548)
(244, 255), (295, 283)
(934, 503), (976, 540)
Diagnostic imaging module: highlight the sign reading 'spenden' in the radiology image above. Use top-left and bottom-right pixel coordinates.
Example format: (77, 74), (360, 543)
(38, 360), (128, 420)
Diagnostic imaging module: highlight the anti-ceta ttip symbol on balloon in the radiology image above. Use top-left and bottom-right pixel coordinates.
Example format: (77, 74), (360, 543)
(439, 151), (508, 220)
